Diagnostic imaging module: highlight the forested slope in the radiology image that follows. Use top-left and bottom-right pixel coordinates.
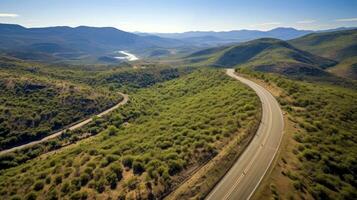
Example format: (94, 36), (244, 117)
(0, 69), (260, 200)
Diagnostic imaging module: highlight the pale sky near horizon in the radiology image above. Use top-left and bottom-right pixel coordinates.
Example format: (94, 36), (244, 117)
(0, 0), (357, 33)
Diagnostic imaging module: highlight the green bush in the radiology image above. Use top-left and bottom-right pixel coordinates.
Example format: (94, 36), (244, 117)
(95, 179), (106, 193)
(47, 189), (58, 200)
(10, 195), (21, 200)
(25, 192), (37, 200)
(0, 69), (260, 199)
(133, 160), (145, 175)
(33, 181), (44, 191)
(125, 177), (138, 190)
(70, 191), (88, 200)
(168, 160), (184, 175)
(54, 175), (62, 185)
(110, 163), (123, 180)
(80, 173), (90, 186)
(107, 125), (119, 136)
(61, 182), (70, 194)
(105, 171), (118, 189)
(122, 156), (134, 168)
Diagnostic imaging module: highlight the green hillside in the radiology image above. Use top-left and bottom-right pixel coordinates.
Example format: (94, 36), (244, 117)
(290, 29), (357, 79)
(241, 69), (357, 199)
(187, 38), (336, 76)
(0, 57), (120, 149)
(0, 56), (191, 150)
(0, 69), (260, 200)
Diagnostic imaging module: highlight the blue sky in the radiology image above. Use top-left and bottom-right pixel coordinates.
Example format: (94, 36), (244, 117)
(0, 0), (357, 32)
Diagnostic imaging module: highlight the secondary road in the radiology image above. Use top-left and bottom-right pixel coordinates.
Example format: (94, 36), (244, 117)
(206, 69), (284, 200)
(0, 92), (129, 155)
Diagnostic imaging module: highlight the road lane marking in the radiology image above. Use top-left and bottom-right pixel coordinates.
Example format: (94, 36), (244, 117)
(207, 69), (284, 200)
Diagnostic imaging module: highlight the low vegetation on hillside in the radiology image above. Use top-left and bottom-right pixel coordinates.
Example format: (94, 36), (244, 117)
(239, 69), (357, 199)
(0, 69), (260, 199)
(0, 56), (191, 150)
(0, 60), (120, 150)
(186, 38), (336, 76)
(290, 29), (357, 79)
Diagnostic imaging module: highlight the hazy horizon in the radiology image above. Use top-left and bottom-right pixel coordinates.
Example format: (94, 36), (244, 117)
(1, 22), (356, 34)
(1, 0), (357, 33)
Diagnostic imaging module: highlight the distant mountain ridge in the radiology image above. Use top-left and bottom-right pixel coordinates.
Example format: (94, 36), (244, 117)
(1, 23), (356, 65)
(153, 27), (311, 39)
(0, 23), (186, 63)
(185, 38), (337, 76)
(145, 27), (356, 46)
(290, 28), (357, 79)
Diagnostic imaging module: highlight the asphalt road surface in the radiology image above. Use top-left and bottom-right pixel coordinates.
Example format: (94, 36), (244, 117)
(0, 92), (129, 155)
(206, 69), (284, 200)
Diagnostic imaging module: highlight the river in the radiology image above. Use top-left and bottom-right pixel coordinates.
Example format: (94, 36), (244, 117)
(114, 50), (139, 61)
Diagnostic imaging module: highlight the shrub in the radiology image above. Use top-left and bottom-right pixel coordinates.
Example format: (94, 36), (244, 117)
(105, 171), (118, 189)
(94, 169), (103, 181)
(88, 149), (98, 156)
(133, 160), (145, 174)
(47, 189), (58, 200)
(61, 182), (70, 194)
(101, 155), (118, 167)
(311, 184), (331, 200)
(122, 156), (134, 168)
(70, 178), (81, 191)
(117, 193), (126, 200)
(33, 181), (44, 191)
(80, 173), (90, 186)
(95, 179), (106, 193)
(107, 125), (119, 136)
(110, 163), (123, 180)
(25, 192), (37, 200)
(168, 160), (184, 175)
(126, 177), (138, 190)
(64, 168), (73, 178)
(54, 175), (62, 185)
(70, 191), (88, 200)
(46, 177), (51, 184)
(10, 195), (21, 200)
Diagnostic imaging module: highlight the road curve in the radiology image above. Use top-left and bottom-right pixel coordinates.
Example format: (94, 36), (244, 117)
(206, 69), (284, 200)
(0, 92), (129, 155)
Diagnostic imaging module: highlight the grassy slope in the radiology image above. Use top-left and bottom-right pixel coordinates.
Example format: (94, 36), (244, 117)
(0, 57), (192, 168)
(240, 69), (357, 199)
(0, 57), (120, 149)
(290, 29), (357, 79)
(0, 56), (191, 150)
(186, 38), (336, 76)
(0, 69), (260, 200)
(327, 57), (357, 80)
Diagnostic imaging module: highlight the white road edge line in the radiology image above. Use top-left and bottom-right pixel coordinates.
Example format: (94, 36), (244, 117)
(246, 89), (285, 200)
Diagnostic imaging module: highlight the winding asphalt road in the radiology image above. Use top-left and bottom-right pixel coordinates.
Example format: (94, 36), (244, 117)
(206, 69), (284, 200)
(0, 92), (129, 155)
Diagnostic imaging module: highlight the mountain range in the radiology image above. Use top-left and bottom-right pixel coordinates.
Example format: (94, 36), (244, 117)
(141, 27), (356, 46)
(184, 28), (357, 79)
(0, 23), (186, 63)
(0, 23), (356, 76)
(1, 23), (356, 64)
